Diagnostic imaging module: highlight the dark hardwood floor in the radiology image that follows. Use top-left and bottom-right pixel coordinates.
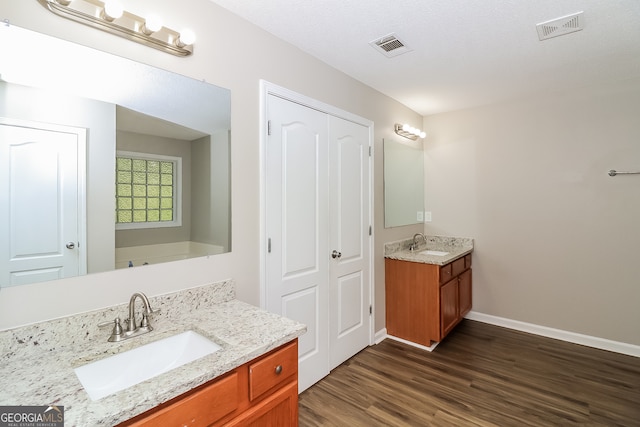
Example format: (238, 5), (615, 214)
(298, 320), (640, 426)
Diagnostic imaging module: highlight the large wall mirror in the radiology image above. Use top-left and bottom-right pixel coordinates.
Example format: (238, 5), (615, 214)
(0, 24), (231, 288)
(383, 138), (425, 227)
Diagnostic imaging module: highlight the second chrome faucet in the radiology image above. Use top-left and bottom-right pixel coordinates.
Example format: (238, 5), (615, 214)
(100, 292), (159, 342)
(409, 233), (427, 251)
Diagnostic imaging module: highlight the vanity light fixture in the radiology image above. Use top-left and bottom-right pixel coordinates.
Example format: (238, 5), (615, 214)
(37, 0), (195, 57)
(395, 123), (427, 140)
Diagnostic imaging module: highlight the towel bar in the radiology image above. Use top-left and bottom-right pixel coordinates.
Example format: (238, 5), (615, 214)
(608, 170), (640, 177)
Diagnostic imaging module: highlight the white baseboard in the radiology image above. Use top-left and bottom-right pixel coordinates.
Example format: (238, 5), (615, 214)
(386, 335), (440, 352)
(374, 314), (640, 358)
(374, 328), (439, 352)
(374, 328), (387, 344)
(466, 311), (640, 358)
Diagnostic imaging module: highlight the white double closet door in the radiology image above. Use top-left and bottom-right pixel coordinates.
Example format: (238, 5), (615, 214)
(265, 92), (372, 392)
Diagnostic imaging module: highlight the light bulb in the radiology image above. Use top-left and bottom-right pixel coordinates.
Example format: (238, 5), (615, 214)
(402, 124), (411, 132)
(142, 15), (163, 34)
(412, 128), (421, 136)
(419, 131), (427, 139)
(103, 0), (124, 21)
(176, 28), (196, 47)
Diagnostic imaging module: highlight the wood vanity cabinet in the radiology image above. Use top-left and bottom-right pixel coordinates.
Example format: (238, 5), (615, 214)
(118, 339), (298, 427)
(385, 254), (472, 346)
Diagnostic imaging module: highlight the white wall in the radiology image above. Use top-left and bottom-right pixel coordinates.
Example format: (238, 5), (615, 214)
(424, 78), (640, 346)
(0, 0), (422, 331)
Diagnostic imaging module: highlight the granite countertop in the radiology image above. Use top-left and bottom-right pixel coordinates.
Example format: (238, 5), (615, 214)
(0, 280), (306, 426)
(384, 235), (474, 266)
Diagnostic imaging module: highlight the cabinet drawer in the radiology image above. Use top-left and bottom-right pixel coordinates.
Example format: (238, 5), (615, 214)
(451, 257), (466, 277)
(439, 263), (453, 284)
(124, 371), (239, 427)
(249, 341), (298, 401)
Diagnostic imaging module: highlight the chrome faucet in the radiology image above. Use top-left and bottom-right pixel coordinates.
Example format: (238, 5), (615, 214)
(409, 233), (427, 251)
(99, 292), (158, 342)
(127, 292), (153, 334)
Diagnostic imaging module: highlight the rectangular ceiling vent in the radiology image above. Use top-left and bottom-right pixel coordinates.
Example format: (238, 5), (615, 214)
(369, 33), (412, 58)
(536, 12), (584, 41)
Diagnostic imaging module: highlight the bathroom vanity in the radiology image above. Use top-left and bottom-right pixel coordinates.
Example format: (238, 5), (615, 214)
(119, 340), (299, 426)
(385, 236), (473, 347)
(0, 280), (305, 426)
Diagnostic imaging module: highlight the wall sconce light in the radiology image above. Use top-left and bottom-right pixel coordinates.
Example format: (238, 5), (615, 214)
(37, 0), (196, 57)
(395, 123), (426, 140)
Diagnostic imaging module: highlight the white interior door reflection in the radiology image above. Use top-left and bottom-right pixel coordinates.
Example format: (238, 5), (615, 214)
(0, 118), (86, 287)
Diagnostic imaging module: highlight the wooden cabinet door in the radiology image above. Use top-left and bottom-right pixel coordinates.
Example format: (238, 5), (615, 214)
(458, 269), (472, 318)
(121, 372), (239, 427)
(440, 278), (459, 339)
(225, 381), (298, 427)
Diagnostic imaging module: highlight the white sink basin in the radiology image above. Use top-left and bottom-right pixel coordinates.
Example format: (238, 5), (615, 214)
(419, 250), (449, 256)
(74, 330), (221, 401)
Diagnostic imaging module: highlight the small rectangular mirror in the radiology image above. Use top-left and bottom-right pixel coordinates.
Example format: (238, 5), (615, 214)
(383, 138), (425, 228)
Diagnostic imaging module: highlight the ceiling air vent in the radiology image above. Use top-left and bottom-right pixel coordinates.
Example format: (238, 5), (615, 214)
(369, 33), (412, 58)
(536, 12), (584, 41)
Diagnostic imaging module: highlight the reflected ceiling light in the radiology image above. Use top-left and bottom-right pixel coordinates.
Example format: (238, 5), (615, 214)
(395, 123), (427, 140)
(38, 0), (195, 56)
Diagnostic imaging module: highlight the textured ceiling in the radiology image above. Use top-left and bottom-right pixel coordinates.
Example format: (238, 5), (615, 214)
(208, 0), (640, 115)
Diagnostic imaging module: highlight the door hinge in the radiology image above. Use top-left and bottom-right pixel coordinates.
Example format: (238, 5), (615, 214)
(369, 146), (372, 157)
(369, 305), (372, 315)
(267, 120), (272, 136)
(369, 225), (372, 236)
(267, 238), (271, 253)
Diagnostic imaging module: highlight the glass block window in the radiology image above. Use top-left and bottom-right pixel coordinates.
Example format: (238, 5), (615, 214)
(116, 151), (181, 229)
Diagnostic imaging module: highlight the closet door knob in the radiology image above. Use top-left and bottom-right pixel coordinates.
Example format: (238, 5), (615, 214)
(66, 242), (76, 249)
(331, 250), (342, 259)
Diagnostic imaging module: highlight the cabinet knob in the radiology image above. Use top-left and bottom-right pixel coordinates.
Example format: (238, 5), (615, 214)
(275, 365), (283, 375)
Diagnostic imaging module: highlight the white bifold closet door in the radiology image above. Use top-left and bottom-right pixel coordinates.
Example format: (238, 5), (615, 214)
(265, 94), (371, 392)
